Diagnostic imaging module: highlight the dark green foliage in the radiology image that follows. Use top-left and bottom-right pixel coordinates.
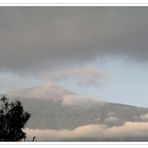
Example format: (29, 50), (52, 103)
(0, 96), (31, 141)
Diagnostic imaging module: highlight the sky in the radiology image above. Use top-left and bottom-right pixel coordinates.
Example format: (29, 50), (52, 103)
(0, 7), (148, 107)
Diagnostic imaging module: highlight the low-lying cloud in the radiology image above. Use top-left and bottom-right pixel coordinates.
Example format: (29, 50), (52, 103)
(104, 116), (119, 123)
(24, 121), (148, 141)
(140, 113), (148, 121)
(62, 94), (103, 106)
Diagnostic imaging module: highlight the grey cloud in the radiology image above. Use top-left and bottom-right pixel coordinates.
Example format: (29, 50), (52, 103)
(42, 66), (108, 86)
(0, 71), (42, 93)
(0, 7), (148, 72)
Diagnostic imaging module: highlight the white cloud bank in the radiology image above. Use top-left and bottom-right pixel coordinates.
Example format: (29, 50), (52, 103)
(24, 121), (148, 141)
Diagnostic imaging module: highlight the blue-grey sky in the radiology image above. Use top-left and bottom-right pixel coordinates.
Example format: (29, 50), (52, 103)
(0, 7), (148, 107)
(57, 58), (148, 107)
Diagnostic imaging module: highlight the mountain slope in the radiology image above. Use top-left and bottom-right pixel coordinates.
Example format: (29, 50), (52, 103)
(3, 82), (148, 130)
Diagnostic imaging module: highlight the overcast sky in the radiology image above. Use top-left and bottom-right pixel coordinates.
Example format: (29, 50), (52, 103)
(0, 7), (148, 107)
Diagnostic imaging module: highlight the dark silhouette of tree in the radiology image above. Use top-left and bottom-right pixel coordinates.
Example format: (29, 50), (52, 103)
(32, 136), (36, 142)
(0, 96), (31, 141)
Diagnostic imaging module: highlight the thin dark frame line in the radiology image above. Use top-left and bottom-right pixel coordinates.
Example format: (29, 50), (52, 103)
(1, 143), (148, 145)
(0, 3), (148, 5)
(2, 142), (148, 144)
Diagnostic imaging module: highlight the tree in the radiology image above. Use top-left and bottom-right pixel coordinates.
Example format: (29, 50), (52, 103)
(0, 96), (31, 141)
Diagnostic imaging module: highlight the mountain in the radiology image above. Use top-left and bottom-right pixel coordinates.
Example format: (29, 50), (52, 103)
(3, 81), (148, 131)
(7, 81), (74, 100)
